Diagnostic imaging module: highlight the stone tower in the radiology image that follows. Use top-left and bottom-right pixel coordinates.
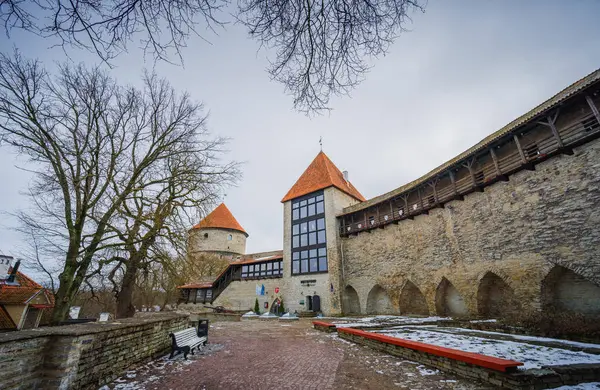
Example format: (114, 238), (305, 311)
(280, 151), (364, 315)
(188, 203), (248, 258)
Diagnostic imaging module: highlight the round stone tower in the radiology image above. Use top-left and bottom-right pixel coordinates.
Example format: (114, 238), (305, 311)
(188, 203), (248, 258)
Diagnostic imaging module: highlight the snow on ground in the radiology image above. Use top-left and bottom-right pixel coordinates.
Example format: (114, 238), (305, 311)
(329, 316), (448, 328)
(430, 327), (600, 351)
(374, 329), (600, 370)
(552, 383), (600, 389)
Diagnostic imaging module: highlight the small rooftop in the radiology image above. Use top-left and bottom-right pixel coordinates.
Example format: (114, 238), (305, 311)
(192, 203), (248, 236)
(281, 151), (365, 203)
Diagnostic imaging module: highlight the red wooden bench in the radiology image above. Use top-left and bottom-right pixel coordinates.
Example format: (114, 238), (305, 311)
(312, 320), (336, 331)
(338, 327), (524, 372)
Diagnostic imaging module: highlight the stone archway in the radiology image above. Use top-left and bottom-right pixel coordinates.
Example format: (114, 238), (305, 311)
(542, 266), (600, 317)
(398, 280), (429, 315)
(477, 272), (518, 318)
(435, 277), (468, 317)
(342, 285), (361, 315)
(366, 285), (394, 314)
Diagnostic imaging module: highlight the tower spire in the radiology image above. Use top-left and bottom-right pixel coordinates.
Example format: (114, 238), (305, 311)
(319, 136), (323, 151)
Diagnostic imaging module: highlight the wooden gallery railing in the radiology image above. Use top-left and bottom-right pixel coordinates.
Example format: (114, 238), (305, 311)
(339, 99), (600, 237)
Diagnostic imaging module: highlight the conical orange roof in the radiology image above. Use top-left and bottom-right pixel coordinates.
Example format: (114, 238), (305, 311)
(281, 152), (365, 203)
(192, 203), (248, 236)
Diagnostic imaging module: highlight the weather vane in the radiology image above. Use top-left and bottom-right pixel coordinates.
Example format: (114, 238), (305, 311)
(319, 136), (323, 151)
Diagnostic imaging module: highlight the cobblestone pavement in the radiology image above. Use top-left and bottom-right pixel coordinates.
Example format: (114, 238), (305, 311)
(104, 320), (492, 390)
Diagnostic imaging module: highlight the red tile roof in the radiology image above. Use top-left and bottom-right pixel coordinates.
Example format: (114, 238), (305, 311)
(281, 152), (365, 203)
(0, 271), (48, 305)
(192, 203), (247, 236)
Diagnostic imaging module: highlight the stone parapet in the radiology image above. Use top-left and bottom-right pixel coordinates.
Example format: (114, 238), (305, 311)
(0, 313), (189, 390)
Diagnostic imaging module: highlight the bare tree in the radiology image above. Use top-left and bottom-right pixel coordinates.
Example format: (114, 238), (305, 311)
(92, 77), (239, 317)
(0, 51), (235, 323)
(0, 0), (425, 113)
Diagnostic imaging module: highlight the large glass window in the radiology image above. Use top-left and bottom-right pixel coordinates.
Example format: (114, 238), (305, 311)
(241, 260), (283, 278)
(291, 191), (327, 275)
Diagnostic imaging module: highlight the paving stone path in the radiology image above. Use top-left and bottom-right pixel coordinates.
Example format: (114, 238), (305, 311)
(107, 320), (492, 390)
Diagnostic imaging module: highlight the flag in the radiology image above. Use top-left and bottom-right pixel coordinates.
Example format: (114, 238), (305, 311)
(261, 284), (265, 296)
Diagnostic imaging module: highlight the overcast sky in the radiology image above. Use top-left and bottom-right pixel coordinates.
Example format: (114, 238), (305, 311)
(1, 1), (600, 271)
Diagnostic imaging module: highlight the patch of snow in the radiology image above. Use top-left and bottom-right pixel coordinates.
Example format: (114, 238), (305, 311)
(416, 365), (439, 376)
(242, 311), (259, 317)
(375, 329), (600, 370)
(552, 384), (600, 389)
(440, 380), (457, 383)
(470, 319), (497, 323)
(259, 312), (278, 318)
(376, 370), (384, 374)
(438, 327), (600, 350)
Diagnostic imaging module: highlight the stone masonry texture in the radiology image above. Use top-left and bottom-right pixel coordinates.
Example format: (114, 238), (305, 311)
(0, 313), (188, 390)
(341, 138), (600, 318)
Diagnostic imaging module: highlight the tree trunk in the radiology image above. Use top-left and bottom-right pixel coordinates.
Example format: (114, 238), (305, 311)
(116, 254), (143, 318)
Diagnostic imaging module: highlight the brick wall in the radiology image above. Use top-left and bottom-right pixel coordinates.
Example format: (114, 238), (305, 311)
(0, 313), (189, 390)
(340, 138), (600, 318)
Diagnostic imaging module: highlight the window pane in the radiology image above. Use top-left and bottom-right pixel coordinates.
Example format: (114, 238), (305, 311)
(318, 248), (327, 257)
(278, 261), (283, 269)
(308, 204), (316, 216)
(317, 230), (326, 244)
(316, 201), (324, 214)
(292, 236), (299, 248)
(293, 202), (299, 209)
(300, 200), (307, 206)
(308, 220), (316, 232)
(300, 207), (307, 218)
(292, 252), (299, 260)
(301, 222), (308, 233)
(309, 249), (317, 258)
(267, 270), (272, 276)
(261, 263), (266, 270)
(310, 258), (318, 272)
(293, 209), (299, 220)
(308, 197), (315, 204)
(301, 259), (308, 273)
(301, 250), (308, 259)
(242, 265), (248, 272)
(317, 218), (325, 230)
(292, 224), (299, 235)
(300, 234), (308, 247)
(248, 265), (254, 272)
(206, 290), (212, 298)
(267, 262), (272, 270)
(292, 260), (299, 274)
(308, 232), (316, 246)
(316, 195), (324, 201)
(319, 257), (328, 271)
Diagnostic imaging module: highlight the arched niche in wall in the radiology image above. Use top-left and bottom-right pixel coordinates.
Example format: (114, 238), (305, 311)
(542, 265), (600, 317)
(435, 277), (468, 317)
(398, 280), (429, 316)
(477, 272), (519, 318)
(342, 285), (361, 315)
(366, 284), (395, 315)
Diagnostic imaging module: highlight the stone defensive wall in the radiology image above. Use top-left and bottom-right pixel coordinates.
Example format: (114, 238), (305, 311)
(0, 313), (188, 390)
(338, 74), (600, 319)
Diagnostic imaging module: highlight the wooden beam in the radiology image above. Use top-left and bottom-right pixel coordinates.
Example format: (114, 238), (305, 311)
(462, 159), (477, 187)
(449, 170), (458, 195)
(489, 147), (507, 180)
(428, 180), (441, 208)
(417, 188), (428, 215)
(513, 134), (535, 170)
(586, 95), (600, 125)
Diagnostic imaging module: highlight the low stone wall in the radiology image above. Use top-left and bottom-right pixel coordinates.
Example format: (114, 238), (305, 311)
(337, 328), (600, 389)
(312, 321), (337, 333)
(189, 312), (241, 323)
(0, 312), (189, 390)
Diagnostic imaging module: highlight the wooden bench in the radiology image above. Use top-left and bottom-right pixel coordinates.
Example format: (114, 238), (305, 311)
(169, 327), (207, 359)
